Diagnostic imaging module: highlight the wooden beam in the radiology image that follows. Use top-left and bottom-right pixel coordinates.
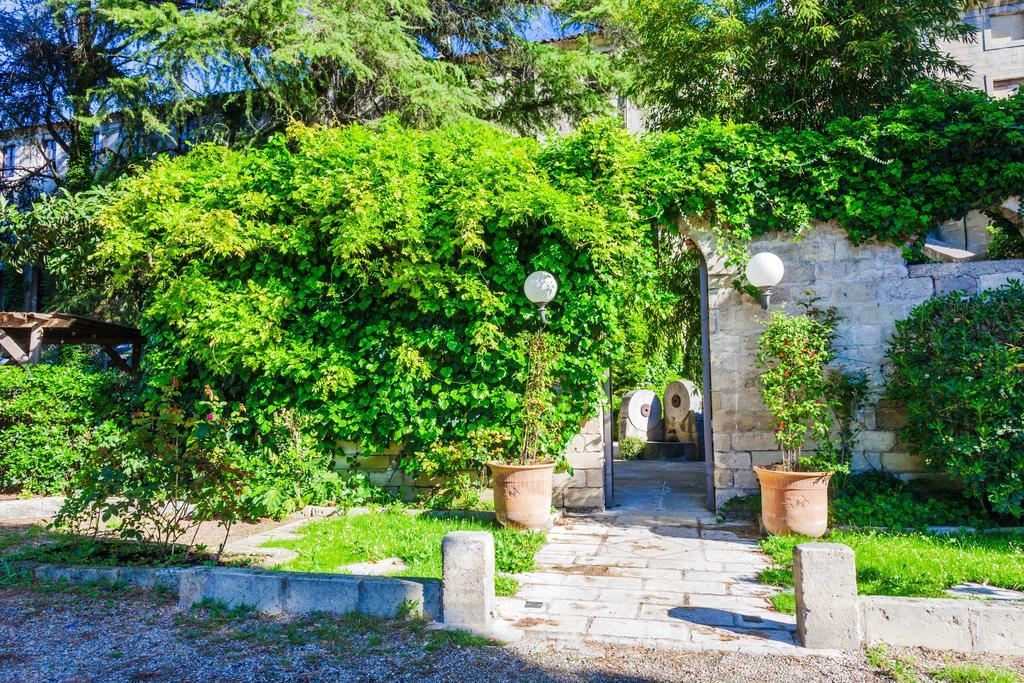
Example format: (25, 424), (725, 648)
(28, 323), (42, 363)
(102, 346), (132, 373)
(0, 330), (29, 364)
(130, 343), (142, 374)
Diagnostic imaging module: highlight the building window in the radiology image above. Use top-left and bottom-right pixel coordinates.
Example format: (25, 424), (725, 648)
(43, 139), (57, 168)
(988, 10), (1024, 46)
(1, 145), (14, 177)
(993, 76), (1024, 96)
(92, 131), (102, 166)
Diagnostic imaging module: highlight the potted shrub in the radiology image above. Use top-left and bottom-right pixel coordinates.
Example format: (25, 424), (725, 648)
(752, 308), (845, 537)
(487, 328), (570, 530)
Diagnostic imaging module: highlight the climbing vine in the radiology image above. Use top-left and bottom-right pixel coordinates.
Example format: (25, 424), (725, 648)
(3, 83), (1021, 475)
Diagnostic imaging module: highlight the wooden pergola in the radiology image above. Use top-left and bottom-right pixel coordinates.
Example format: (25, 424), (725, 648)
(0, 312), (143, 372)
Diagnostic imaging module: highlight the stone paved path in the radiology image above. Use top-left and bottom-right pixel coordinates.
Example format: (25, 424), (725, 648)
(495, 516), (803, 655)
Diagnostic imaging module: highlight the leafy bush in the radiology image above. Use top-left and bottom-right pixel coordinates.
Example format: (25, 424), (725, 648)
(831, 472), (998, 529)
(90, 121), (640, 475)
(618, 437), (645, 460)
(885, 281), (1024, 518)
(0, 350), (130, 494)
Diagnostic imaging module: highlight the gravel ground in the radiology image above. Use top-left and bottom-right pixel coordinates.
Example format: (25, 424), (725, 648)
(0, 580), (1012, 683)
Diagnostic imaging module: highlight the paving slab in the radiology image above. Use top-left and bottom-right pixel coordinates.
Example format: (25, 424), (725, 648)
(497, 515), (802, 654)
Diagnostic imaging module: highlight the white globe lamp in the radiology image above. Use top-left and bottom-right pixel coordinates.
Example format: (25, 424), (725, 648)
(745, 252), (784, 310)
(524, 271), (558, 323)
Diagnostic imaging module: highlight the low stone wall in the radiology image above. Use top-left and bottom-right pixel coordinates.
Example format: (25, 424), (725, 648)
(794, 542), (1024, 655)
(178, 567), (441, 621)
(14, 530), (502, 633)
(336, 413), (607, 511)
(691, 220), (1024, 507)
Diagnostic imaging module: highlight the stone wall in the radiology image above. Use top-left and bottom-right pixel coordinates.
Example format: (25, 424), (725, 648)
(694, 221), (1024, 507)
(336, 411), (607, 511)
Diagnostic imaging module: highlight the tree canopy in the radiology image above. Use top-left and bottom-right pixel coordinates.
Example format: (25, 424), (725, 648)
(575, 0), (977, 130)
(0, 0), (618, 200)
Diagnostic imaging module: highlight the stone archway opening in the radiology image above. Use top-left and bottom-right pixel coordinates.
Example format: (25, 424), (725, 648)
(605, 228), (717, 522)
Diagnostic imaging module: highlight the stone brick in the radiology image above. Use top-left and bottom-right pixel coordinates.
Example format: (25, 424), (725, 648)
(875, 401), (908, 430)
(712, 468), (733, 488)
(850, 451), (882, 471)
(730, 432), (778, 451)
(751, 451), (783, 467)
(357, 455), (394, 471)
(715, 452), (751, 470)
(934, 276), (977, 296)
(861, 596), (972, 651)
(586, 468), (607, 487)
(567, 451), (605, 470)
(793, 543), (860, 649)
(882, 452), (926, 473)
(563, 487), (604, 510)
(884, 276), (934, 300)
(833, 282), (877, 303)
(732, 468), (759, 489)
(857, 431), (896, 452)
(979, 273), (1018, 292)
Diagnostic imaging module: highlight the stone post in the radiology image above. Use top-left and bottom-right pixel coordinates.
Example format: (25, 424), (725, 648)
(794, 542), (861, 649)
(441, 531), (495, 634)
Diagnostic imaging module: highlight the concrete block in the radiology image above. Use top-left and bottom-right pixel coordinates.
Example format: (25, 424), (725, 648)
(35, 565), (119, 586)
(419, 579), (443, 622)
(442, 531), (495, 634)
(358, 577), (425, 618)
(284, 574), (360, 615)
(968, 602), (1024, 655)
(793, 543), (861, 649)
(861, 596), (972, 651)
(178, 567), (285, 613)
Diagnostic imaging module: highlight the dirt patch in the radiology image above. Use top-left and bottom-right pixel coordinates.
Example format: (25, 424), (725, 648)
(545, 564), (612, 576)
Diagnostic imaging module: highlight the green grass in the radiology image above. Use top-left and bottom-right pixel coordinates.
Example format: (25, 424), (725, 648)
(770, 591), (795, 615)
(931, 663), (1021, 683)
(759, 530), (1024, 600)
(866, 644), (920, 683)
(264, 508), (545, 597)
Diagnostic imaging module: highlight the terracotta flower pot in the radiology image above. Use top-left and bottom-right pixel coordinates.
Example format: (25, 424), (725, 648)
(487, 461), (555, 530)
(753, 465), (833, 538)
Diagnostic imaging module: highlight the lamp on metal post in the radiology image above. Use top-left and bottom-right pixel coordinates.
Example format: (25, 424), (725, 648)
(523, 270), (558, 324)
(745, 252), (785, 310)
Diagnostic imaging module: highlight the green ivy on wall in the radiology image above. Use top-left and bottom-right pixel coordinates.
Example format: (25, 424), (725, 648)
(6, 83), (1022, 474)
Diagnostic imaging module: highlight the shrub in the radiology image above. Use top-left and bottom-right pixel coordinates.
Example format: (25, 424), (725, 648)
(618, 437), (645, 460)
(0, 349), (131, 494)
(56, 382), (392, 557)
(831, 472), (997, 529)
(755, 309), (838, 471)
(885, 281), (1024, 518)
